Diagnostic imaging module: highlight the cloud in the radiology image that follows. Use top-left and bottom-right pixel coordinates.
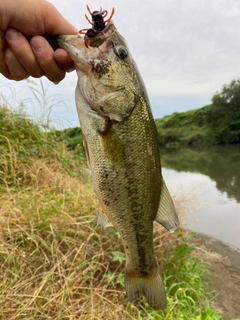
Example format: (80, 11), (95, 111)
(1, 0), (240, 125)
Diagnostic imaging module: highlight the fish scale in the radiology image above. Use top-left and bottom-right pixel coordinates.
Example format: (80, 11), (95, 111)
(58, 19), (179, 311)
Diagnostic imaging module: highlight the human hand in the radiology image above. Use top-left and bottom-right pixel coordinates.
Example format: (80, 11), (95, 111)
(0, 0), (78, 83)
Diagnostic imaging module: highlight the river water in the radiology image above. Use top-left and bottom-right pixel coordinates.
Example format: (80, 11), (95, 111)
(161, 145), (240, 252)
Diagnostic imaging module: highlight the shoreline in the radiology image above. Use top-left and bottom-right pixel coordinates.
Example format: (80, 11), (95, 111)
(189, 231), (240, 320)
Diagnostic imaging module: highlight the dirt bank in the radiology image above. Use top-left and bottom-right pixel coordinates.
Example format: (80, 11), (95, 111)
(190, 233), (240, 320)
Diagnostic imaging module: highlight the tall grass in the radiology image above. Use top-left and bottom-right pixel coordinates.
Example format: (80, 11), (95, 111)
(0, 87), (223, 319)
(24, 79), (67, 128)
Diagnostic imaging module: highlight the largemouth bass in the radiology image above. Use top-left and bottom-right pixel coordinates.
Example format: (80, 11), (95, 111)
(58, 19), (179, 311)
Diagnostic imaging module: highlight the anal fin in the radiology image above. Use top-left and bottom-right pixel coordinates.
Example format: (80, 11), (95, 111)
(155, 177), (179, 232)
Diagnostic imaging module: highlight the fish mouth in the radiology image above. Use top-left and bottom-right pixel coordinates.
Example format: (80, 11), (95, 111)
(57, 34), (84, 54)
(57, 21), (117, 58)
(57, 34), (107, 68)
(58, 34), (82, 43)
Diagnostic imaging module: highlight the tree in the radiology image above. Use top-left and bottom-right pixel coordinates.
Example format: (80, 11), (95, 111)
(207, 79), (240, 144)
(212, 79), (240, 109)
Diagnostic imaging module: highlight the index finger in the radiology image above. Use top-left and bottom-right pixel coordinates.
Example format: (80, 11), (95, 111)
(30, 36), (65, 83)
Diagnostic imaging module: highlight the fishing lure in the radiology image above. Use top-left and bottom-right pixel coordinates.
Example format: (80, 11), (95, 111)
(79, 5), (115, 47)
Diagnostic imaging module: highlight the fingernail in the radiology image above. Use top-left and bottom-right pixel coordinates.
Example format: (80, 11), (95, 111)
(66, 68), (75, 73)
(30, 37), (45, 53)
(6, 28), (19, 41)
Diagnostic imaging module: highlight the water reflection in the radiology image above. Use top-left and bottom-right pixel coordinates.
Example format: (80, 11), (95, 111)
(161, 145), (240, 203)
(161, 145), (240, 250)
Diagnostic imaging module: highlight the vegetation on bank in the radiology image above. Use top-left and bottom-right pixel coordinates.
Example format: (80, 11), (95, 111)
(55, 126), (84, 156)
(0, 92), (224, 319)
(155, 79), (240, 147)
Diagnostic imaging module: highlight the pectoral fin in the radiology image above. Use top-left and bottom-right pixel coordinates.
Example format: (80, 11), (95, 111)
(155, 178), (179, 232)
(96, 209), (113, 229)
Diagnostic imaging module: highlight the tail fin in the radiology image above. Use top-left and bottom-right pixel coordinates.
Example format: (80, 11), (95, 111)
(124, 262), (167, 311)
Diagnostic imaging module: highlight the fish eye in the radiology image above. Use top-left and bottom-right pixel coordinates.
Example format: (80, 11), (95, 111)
(115, 46), (128, 60)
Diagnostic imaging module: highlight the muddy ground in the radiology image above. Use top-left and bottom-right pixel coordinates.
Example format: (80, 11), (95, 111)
(190, 233), (240, 320)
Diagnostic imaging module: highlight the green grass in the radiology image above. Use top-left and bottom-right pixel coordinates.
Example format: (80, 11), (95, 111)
(155, 108), (211, 147)
(0, 89), (224, 319)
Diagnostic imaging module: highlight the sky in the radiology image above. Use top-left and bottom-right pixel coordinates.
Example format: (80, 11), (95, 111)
(1, 0), (240, 128)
